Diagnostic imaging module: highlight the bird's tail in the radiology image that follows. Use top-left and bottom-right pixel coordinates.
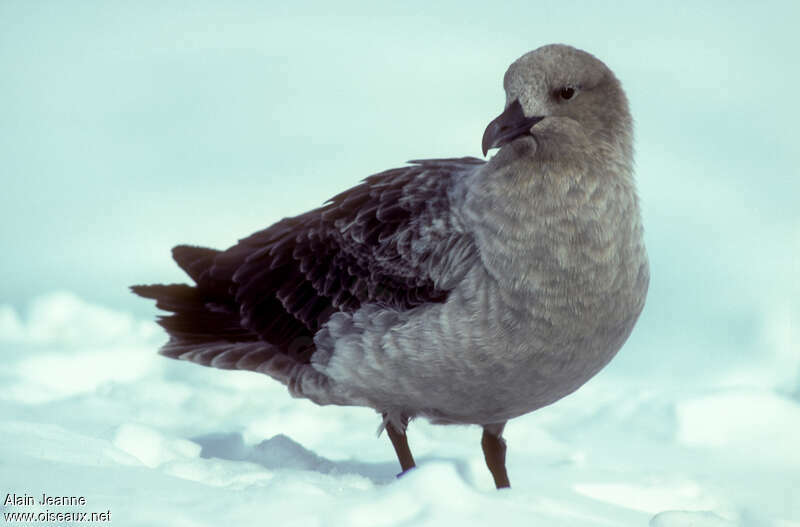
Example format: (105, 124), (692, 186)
(131, 245), (258, 361)
(132, 245), (338, 404)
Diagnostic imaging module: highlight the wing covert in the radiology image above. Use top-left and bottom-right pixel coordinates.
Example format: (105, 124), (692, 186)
(209, 157), (484, 358)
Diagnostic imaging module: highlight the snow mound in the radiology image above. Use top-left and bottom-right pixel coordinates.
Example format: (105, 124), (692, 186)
(113, 423), (202, 468)
(574, 479), (722, 515)
(676, 389), (800, 466)
(1, 291), (157, 346)
(649, 510), (735, 526)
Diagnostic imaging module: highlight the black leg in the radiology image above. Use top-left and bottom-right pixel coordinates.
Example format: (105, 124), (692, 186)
(384, 414), (416, 474)
(481, 422), (510, 489)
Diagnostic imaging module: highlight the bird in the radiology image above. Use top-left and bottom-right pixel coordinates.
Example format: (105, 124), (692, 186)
(132, 43), (649, 489)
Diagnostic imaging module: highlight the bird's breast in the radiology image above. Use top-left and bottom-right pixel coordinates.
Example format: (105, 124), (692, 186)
(460, 165), (649, 349)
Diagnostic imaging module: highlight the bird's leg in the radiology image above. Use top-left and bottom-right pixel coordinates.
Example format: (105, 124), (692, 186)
(384, 414), (416, 475)
(481, 422), (510, 489)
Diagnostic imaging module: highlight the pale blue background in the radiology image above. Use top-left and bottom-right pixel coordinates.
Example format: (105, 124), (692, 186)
(1, 1), (798, 392)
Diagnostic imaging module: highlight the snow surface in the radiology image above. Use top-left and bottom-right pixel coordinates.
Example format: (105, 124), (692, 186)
(1, 292), (798, 526)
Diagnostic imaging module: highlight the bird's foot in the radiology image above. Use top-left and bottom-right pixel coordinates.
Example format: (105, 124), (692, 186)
(395, 466), (416, 479)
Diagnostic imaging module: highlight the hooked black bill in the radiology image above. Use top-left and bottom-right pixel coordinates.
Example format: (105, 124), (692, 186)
(481, 99), (545, 156)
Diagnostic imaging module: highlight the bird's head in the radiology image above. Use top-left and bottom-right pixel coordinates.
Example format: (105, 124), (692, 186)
(482, 44), (632, 168)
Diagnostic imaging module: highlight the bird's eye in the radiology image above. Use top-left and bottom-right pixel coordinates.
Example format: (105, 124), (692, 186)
(559, 87), (576, 100)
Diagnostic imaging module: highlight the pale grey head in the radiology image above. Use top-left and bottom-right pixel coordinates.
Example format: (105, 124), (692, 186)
(483, 44), (633, 170)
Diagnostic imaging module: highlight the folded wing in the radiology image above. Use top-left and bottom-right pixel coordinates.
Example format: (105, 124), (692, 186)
(133, 157), (483, 373)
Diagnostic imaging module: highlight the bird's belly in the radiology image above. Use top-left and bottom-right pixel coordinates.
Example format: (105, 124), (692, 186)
(316, 262), (646, 425)
(420, 268), (643, 423)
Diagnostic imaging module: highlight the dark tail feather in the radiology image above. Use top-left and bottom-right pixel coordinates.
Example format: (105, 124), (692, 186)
(131, 283), (204, 313)
(131, 283), (256, 344)
(131, 245), (256, 347)
(131, 247), (319, 388)
(172, 245), (219, 285)
(132, 282), (294, 378)
(170, 244), (234, 300)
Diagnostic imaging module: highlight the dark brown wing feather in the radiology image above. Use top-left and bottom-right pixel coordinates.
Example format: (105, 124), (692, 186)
(133, 157), (483, 368)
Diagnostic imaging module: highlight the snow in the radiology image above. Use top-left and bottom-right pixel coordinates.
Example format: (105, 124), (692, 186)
(649, 510), (736, 527)
(676, 391), (800, 459)
(2, 292), (799, 526)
